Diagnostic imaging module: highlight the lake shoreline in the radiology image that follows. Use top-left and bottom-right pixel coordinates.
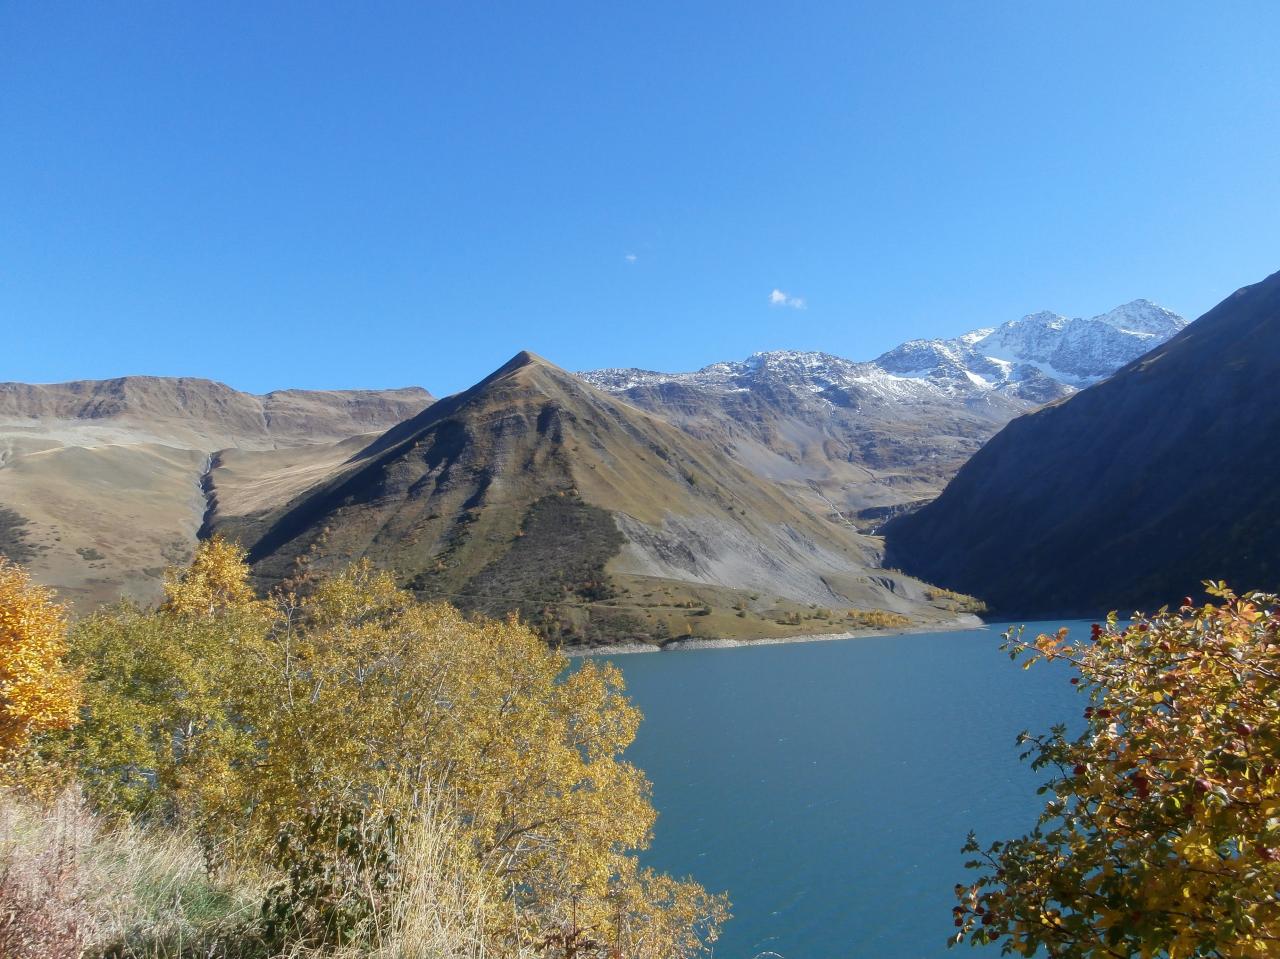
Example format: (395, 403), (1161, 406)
(567, 613), (987, 657)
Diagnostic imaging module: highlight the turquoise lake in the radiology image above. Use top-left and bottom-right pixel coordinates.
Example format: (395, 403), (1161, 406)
(602, 620), (1090, 959)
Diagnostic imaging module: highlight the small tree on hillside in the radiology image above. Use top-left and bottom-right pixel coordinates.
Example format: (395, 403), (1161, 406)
(954, 586), (1280, 958)
(161, 535), (261, 615)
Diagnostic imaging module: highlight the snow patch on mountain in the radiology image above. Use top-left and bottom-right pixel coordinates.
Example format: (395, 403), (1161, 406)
(581, 299), (1186, 403)
(972, 299), (1186, 386)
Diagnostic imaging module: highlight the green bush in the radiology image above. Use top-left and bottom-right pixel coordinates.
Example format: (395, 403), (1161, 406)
(263, 802), (399, 950)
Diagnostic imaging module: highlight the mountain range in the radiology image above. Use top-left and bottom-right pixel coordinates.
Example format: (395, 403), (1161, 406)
(0, 297), (1188, 642)
(209, 351), (982, 647)
(586, 299), (1184, 399)
(885, 270), (1280, 616)
(581, 300), (1185, 523)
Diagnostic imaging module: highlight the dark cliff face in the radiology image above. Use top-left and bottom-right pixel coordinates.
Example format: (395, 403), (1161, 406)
(884, 269), (1280, 617)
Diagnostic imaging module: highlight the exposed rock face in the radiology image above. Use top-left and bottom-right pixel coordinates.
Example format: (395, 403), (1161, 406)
(966, 299), (1188, 386)
(884, 271), (1280, 616)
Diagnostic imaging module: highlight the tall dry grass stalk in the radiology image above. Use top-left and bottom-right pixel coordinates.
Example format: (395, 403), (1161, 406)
(0, 788), (92, 958)
(372, 798), (499, 959)
(278, 793), (518, 959)
(1, 788), (263, 958)
(2, 787), (517, 959)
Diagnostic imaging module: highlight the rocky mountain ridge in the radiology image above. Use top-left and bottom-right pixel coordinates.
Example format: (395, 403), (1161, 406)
(0, 376), (433, 453)
(0, 377), (434, 608)
(578, 300), (1185, 522)
(581, 299), (1185, 402)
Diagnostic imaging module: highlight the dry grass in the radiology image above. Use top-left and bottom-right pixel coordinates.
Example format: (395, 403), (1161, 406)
(0, 789), (509, 959)
(330, 800), (503, 959)
(0, 789), (90, 958)
(0, 788), (263, 958)
(382, 809), (492, 958)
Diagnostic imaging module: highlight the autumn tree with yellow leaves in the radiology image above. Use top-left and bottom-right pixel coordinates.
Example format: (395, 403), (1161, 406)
(160, 534), (262, 615)
(954, 586), (1280, 958)
(69, 538), (271, 820)
(0, 558), (80, 774)
(68, 540), (728, 957)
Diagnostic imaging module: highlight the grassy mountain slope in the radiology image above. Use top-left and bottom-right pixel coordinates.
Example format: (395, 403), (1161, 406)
(0, 377), (432, 608)
(220, 352), (967, 646)
(0, 443), (209, 608)
(885, 268), (1280, 616)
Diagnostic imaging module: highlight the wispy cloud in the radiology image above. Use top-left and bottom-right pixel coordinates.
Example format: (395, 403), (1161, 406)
(624, 252), (638, 263)
(769, 288), (806, 309)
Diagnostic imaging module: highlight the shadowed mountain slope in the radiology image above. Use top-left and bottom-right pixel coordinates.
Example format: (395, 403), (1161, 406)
(218, 352), (969, 647)
(884, 269), (1280, 616)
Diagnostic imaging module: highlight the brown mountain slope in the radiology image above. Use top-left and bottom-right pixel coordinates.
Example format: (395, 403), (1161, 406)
(592, 375), (1026, 526)
(0, 376), (432, 451)
(885, 268), (1280, 616)
(0, 377), (433, 608)
(217, 352), (970, 647)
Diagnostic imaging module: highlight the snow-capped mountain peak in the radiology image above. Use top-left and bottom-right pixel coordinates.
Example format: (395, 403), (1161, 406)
(1094, 298), (1186, 335)
(971, 300), (1186, 387)
(581, 300), (1186, 404)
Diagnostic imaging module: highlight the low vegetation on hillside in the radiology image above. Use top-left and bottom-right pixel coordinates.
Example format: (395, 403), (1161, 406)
(0, 545), (728, 958)
(0, 506), (39, 566)
(923, 587), (987, 615)
(955, 586), (1280, 958)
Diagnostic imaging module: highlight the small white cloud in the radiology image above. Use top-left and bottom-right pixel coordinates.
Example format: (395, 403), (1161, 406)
(624, 253), (638, 263)
(770, 288), (806, 309)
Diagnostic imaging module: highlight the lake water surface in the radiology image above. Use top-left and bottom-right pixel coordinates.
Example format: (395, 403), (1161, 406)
(603, 620), (1091, 959)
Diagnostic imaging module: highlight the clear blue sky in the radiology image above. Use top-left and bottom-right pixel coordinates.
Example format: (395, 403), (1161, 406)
(3, 2), (1278, 397)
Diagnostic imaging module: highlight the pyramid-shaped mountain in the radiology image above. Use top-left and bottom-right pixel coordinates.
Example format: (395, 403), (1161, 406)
(216, 352), (969, 646)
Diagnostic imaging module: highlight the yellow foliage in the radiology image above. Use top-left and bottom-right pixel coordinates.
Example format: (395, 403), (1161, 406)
(0, 559), (80, 772)
(924, 586), (988, 614)
(955, 586), (1280, 958)
(161, 536), (261, 616)
(846, 607), (911, 629)
(70, 550), (728, 957)
(70, 542), (270, 820)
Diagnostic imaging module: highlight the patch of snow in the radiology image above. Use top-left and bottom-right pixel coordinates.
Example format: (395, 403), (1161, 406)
(578, 298), (1185, 409)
